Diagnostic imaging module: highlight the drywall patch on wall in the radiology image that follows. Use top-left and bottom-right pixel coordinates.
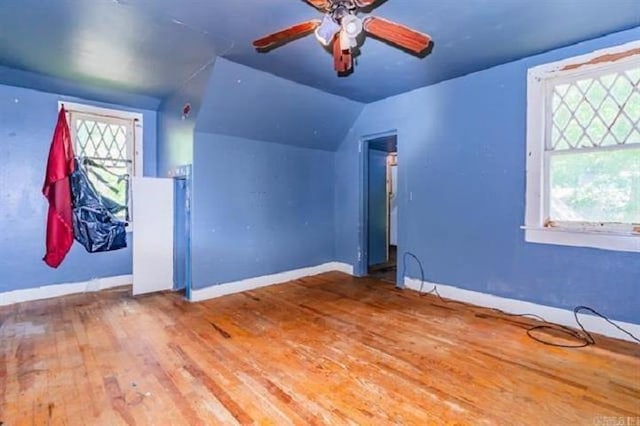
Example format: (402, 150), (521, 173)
(190, 262), (353, 302)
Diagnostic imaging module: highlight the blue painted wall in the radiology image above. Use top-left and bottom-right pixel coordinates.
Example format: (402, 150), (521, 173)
(186, 58), (359, 289)
(191, 133), (335, 289)
(335, 27), (640, 324)
(157, 60), (215, 177)
(0, 83), (157, 293)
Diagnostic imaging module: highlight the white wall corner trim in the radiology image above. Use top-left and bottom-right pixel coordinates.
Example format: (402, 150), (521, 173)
(190, 262), (354, 302)
(403, 277), (640, 344)
(0, 275), (133, 306)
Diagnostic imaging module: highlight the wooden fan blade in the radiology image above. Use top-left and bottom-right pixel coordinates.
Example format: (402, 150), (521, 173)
(354, 0), (380, 8)
(363, 16), (431, 54)
(303, 0), (330, 11)
(253, 20), (322, 50)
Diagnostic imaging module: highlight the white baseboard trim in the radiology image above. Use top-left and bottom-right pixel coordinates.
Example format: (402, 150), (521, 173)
(190, 262), (354, 302)
(404, 277), (640, 344)
(0, 275), (133, 306)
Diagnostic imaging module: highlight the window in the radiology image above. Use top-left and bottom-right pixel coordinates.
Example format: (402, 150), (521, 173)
(525, 41), (640, 252)
(61, 102), (143, 225)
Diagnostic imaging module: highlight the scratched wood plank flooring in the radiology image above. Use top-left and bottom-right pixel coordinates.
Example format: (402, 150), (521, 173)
(1, 272), (639, 425)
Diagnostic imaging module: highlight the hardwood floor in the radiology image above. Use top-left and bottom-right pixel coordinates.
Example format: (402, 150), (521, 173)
(1, 272), (639, 425)
(368, 245), (397, 284)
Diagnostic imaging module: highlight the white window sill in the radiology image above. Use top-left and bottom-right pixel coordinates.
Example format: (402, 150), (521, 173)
(524, 227), (640, 253)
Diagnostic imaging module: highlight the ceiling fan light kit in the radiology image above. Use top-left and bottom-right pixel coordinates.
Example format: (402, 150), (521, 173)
(253, 0), (432, 75)
(340, 15), (362, 49)
(315, 14), (341, 46)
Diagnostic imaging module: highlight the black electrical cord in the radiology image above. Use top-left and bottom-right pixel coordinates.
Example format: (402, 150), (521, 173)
(401, 251), (640, 348)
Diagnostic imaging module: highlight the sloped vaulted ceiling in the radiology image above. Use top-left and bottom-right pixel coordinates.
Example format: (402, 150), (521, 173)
(1, 0), (639, 105)
(195, 58), (364, 151)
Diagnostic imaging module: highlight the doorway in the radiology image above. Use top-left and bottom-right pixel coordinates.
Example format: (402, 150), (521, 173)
(172, 166), (192, 299)
(363, 134), (398, 284)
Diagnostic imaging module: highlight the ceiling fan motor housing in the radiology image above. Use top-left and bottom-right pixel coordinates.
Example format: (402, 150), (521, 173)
(316, 0), (361, 48)
(329, 0), (357, 22)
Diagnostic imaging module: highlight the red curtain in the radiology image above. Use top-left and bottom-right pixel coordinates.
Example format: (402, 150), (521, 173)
(42, 107), (75, 268)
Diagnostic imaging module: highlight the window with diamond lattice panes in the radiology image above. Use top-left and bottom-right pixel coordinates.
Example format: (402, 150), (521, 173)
(547, 65), (640, 226)
(71, 112), (136, 222)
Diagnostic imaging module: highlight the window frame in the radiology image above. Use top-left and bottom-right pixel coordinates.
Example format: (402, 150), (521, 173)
(525, 41), (640, 253)
(59, 101), (144, 231)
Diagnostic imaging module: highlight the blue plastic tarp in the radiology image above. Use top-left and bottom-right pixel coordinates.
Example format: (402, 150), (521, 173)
(70, 158), (128, 253)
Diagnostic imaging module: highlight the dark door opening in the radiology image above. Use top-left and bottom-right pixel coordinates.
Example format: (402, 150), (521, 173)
(366, 136), (397, 284)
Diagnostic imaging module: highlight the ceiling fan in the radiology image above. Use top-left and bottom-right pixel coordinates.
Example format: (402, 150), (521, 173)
(252, 0), (432, 74)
